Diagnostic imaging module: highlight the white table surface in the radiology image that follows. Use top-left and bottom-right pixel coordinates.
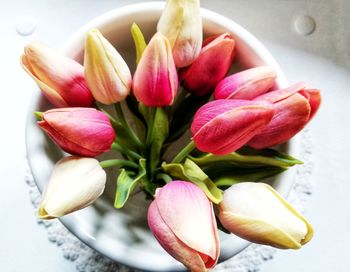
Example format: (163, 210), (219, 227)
(1, 0), (349, 271)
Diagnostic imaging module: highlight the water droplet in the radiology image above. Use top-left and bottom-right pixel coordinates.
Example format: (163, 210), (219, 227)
(16, 16), (37, 36)
(294, 15), (316, 36)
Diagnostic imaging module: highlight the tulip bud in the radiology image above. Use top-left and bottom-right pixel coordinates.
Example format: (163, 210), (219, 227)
(157, 0), (202, 68)
(38, 108), (115, 157)
(214, 66), (277, 100)
(179, 33), (235, 96)
(218, 182), (313, 249)
(248, 82), (321, 149)
(148, 181), (219, 271)
(21, 41), (94, 107)
(133, 32), (178, 106)
(191, 99), (274, 155)
(38, 156), (106, 219)
(84, 29), (132, 105)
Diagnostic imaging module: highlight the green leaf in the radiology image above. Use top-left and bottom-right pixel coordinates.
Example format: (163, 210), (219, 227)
(162, 159), (223, 204)
(237, 146), (303, 165)
(150, 108), (169, 172)
(203, 163), (287, 187)
(34, 111), (43, 120)
(114, 159), (147, 208)
(190, 147), (302, 168)
(131, 22), (147, 65)
(167, 93), (211, 143)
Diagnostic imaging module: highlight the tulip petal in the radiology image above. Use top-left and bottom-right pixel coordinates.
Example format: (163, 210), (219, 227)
(158, 0), (202, 68)
(22, 42), (93, 107)
(214, 66), (277, 100)
(84, 29), (132, 104)
(180, 33), (235, 96)
(249, 93), (311, 149)
(192, 100), (274, 155)
(254, 82), (307, 104)
(39, 108), (115, 157)
(155, 181), (219, 265)
(218, 182), (313, 249)
(38, 120), (99, 157)
(133, 32), (178, 106)
(148, 201), (207, 272)
(304, 89), (321, 120)
(20, 55), (68, 107)
(219, 211), (303, 249)
(38, 156), (106, 219)
(264, 183), (314, 246)
(157, 1), (184, 48)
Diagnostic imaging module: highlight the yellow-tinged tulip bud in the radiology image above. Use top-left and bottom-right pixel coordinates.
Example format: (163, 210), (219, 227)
(84, 29), (132, 105)
(157, 0), (202, 68)
(38, 156), (106, 219)
(218, 182), (313, 249)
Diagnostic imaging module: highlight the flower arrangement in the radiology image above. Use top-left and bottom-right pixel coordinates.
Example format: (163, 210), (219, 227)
(21, 0), (321, 271)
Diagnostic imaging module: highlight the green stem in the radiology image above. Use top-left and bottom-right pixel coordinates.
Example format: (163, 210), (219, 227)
(156, 173), (173, 184)
(112, 142), (142, 161)
(172, 141), (196, 163)
(100, 159), (138, 169)
(114, 103), (143, 149)
(146, 107), (156, 147)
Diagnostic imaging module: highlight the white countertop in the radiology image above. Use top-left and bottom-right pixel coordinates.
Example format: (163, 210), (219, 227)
(1, 0), (349, 271)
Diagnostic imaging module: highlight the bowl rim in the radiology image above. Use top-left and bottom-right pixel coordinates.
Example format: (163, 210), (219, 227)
(26, 2), (297, 271)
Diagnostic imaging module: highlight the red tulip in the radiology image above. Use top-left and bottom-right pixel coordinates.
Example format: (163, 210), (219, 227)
(248, 82), (321, 149)
(214, 66), (276, 100)
(191, 99), (274, 155)
(21, 42), (94, 107)
(38, 108), (115, 157)
(148, 181), (219, 271)
(179, 33), (235, 96)
(132, 32), (178, 106)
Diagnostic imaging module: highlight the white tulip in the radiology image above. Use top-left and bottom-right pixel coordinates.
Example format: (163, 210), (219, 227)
(84, 28), (132, 105)
(157, 0), (202, 68)
(38, 156), (106, 219)
(219, 182), (313, 249)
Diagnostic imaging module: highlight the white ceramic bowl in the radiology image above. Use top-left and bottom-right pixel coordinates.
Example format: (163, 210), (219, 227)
(26, 2), (296, 271)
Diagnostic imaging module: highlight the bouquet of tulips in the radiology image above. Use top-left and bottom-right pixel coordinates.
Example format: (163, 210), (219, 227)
(21, 0), (321, 271)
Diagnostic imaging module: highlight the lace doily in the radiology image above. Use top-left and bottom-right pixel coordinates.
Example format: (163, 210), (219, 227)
(25, 129), (313, 272)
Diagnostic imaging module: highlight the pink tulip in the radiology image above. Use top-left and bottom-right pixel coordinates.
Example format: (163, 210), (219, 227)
(214, 66), (277, 100)
(248, 82), (321, 149)
(132, 32), (178, 106)
(38, 108), (115, 157)
(179, 33), (235, 96)
(21, 42), (94, 107)
(191, 100), (274, 155)
(148, 181), (219, 271)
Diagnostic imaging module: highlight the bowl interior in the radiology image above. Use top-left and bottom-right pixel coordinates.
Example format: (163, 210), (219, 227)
(26, 2), (296, 271)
